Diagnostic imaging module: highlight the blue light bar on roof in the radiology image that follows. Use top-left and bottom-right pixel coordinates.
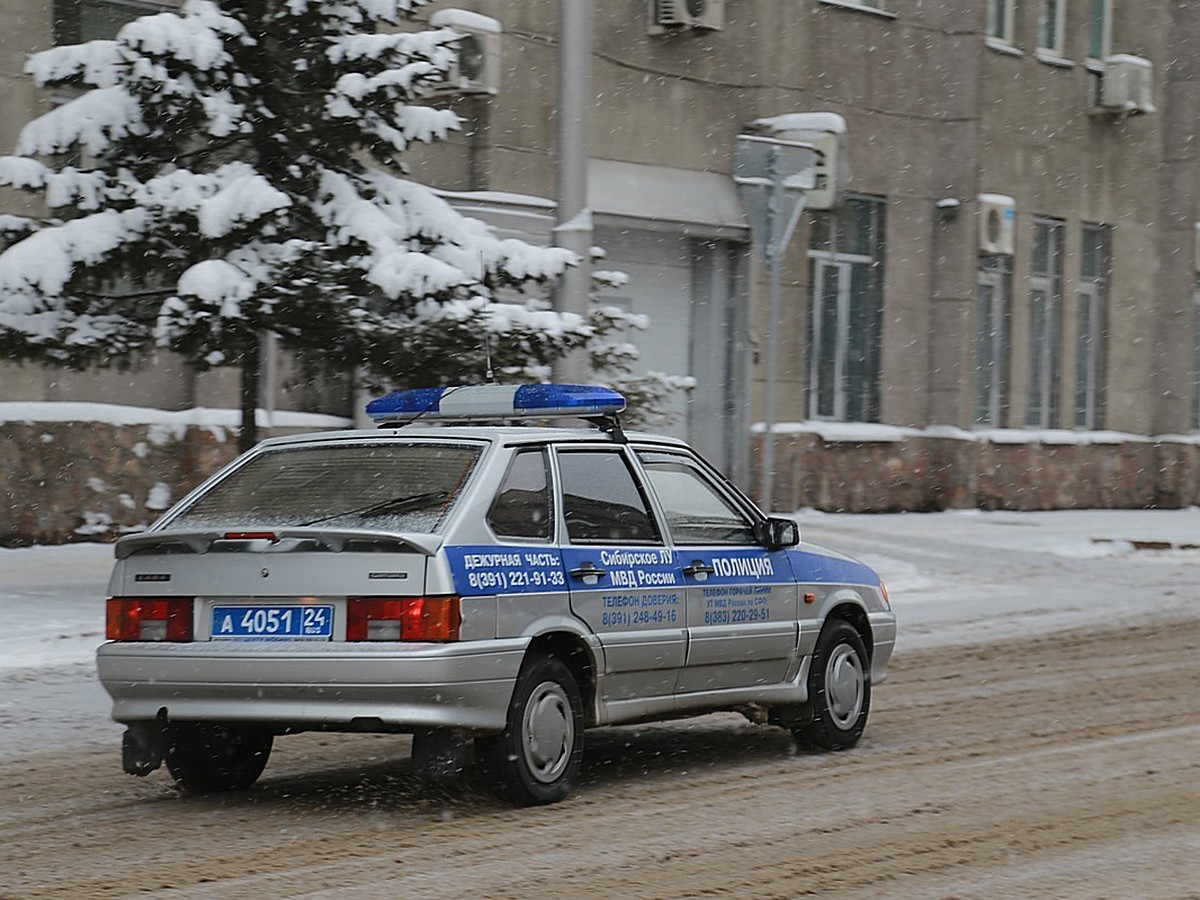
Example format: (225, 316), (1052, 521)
(366, 383), (627, 424)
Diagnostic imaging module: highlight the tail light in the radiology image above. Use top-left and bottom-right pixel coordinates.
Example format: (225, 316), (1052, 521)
(346, 596), (460, 642)
(107, 597), (194, 641)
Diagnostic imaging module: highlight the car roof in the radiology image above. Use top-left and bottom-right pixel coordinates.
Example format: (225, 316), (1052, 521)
(251, 424), (693, 451)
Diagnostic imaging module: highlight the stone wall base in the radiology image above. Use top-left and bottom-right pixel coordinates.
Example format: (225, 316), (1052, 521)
(5, 420), (265, 546)
(6, 420), (1200, 546)
(758, 431), (1200, 513)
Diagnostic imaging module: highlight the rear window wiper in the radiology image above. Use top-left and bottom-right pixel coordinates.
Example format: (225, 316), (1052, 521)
(298, 490), (450, 527)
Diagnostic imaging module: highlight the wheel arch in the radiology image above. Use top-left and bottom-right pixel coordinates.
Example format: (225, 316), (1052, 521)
(824, 599), (875, 662)
(523, 630), (598, 727)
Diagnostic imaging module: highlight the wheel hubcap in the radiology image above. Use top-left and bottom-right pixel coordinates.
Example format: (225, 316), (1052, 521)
(825, 643), (864, 729)
(522, 681), (573, 783)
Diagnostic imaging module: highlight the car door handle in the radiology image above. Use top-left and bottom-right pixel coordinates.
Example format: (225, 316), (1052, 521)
(569, 562), (608, 582)
(683, 561), (715, 579)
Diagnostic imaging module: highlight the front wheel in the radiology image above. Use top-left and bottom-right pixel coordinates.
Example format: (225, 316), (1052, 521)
(793, 620), (871, 751)
(479, 653), (584, 806)
(163, 723), (273, 794)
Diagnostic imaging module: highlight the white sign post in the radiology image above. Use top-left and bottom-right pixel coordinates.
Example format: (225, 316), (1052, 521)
(735, 135), (816, 511)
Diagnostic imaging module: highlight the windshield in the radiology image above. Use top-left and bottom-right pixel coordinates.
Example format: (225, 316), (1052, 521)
(163, 442), (483, 533)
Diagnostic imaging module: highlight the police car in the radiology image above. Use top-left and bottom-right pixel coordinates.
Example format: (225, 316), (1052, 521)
(97, 384), (896, 805)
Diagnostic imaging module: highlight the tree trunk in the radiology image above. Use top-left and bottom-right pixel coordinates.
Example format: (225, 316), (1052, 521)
(239, 338), (261, 454)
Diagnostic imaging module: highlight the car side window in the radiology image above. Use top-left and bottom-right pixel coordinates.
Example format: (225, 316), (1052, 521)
(488, 449), (553, 541)
(637, 451), (757, 545)
(557, 449), (661, 545)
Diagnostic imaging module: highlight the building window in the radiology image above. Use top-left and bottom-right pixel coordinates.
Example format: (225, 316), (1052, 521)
(807, 196), (886, 423)
(1087, 0), (1111, 60)
(987, 0), (1015, 44)
(1193, 279), (1200, 432)
(1028, 218), (1065, 428)
(1038, 0), (1065, 55)
(54, 0), (171, 45)
(975, 258), (1012, 428)
(1075, 224), (1110, 430)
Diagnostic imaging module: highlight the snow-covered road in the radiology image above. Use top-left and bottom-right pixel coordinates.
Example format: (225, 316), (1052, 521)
(2, 508), (1198, 761)
(2, 509), (1199, 898)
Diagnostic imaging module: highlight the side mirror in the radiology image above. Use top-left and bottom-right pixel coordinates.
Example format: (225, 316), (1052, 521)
(755, 516), (800, 550)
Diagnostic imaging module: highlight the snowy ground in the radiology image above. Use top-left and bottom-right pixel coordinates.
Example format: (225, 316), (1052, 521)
(2, 507), (1198, 760)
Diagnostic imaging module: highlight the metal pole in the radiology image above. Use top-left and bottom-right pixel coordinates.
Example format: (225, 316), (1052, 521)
(734, 135), (815, 510)
(760, 246), (781, 512)
(758, 148), (783, 512)
(553, 0), (593, 384)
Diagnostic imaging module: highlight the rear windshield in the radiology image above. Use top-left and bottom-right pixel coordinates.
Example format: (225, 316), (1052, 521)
(163, 442), (483, 533)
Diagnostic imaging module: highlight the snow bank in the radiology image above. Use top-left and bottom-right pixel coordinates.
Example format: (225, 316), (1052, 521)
(0, 401), (351, 429)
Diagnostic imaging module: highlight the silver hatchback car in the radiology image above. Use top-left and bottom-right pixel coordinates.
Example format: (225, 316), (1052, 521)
(97, 384), (895, 805)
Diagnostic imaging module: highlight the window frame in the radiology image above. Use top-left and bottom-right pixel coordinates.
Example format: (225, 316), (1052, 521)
(1075, 224), (1110, 430)
(1193, 276), (1200, 433)
(806, 194), (887, 424)
(1037, 0), (1066, 57)
(975, 258), (1013, 428)
(1087, 0), (1112, 63)
(1027, 217), (1066, 429)
(987, 0), (1017, 47)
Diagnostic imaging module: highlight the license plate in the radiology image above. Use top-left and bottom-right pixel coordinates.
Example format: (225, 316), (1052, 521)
(211, 604), (333, 641)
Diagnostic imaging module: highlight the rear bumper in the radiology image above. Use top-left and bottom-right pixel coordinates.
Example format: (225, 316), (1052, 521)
(96, 638), (529, 733)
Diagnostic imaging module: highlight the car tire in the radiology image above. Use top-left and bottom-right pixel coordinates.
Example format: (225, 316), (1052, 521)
(793, 620), (871, 751)
(479, 653), (584, 806)
(163, 723), (273, 793)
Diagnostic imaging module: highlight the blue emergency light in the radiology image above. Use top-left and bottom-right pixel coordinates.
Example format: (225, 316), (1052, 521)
(366, 383), (627, 424)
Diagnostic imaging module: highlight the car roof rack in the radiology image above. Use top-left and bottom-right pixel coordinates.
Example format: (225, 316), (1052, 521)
(366, 383), (628, 441)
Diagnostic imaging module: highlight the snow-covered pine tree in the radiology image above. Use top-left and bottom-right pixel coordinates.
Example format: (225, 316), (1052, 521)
(0, 0), (607, 450)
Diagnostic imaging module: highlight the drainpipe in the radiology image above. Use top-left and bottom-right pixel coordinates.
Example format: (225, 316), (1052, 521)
(552, 0), (593, 384)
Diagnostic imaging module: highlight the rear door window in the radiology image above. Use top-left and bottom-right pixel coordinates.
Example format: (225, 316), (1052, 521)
(556, 449), (661, 545)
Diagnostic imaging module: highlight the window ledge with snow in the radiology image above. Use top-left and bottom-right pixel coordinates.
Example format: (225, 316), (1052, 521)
(985, 38), (1024, 57)
(818, 0), (897, 19)
(752, 421), (1200, 447)
(1035, 50), (1075, 68)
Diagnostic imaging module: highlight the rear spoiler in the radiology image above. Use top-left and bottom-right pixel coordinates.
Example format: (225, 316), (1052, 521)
(113, 528), (444, 560)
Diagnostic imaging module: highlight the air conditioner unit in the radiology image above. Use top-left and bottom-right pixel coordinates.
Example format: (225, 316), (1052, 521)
(648, 0), (725, 34)
(1100, 54), (1156, 114)
(429, 9), (502, 95)
(979, 194), (1016, 256)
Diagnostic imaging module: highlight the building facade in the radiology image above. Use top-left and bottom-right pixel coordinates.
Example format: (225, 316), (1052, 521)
(2, 0), (1198, 489)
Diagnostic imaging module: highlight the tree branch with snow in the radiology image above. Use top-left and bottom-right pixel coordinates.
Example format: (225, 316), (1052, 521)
(0, 0), (600, 449)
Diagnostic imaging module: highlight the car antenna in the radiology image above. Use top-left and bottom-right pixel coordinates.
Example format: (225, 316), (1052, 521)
(481, 256), (498, 385)
(483, 327), (496, 384)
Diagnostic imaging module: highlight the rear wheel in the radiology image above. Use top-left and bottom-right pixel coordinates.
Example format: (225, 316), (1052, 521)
(164, 723), (273, 793)
(793, 620), (871, 751)
(479, 653), (584, 806)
